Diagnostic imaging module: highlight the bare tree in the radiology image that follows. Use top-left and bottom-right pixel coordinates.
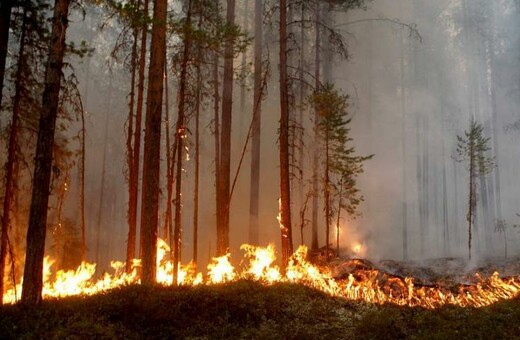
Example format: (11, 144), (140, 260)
(140, 0), (167, 284)
(217, 0), (236, 256)
(21, 0), (71, 304)
(279, 0), (293, 267)
(249, 0), (263, 245)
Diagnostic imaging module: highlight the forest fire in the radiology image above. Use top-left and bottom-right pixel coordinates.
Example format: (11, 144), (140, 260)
(3, 240), (520, 308)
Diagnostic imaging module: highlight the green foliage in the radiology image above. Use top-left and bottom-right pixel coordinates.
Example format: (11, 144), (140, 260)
(455, 119), (494, 176)
(311, 84), (373, 218)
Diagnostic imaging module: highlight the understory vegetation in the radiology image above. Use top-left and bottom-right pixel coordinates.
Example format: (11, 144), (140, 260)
(0, 281), (519, 339)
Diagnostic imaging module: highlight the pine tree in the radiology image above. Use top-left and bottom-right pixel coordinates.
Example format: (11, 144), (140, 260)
(456, 119), (494, 261)
(311, 84), (372, 259)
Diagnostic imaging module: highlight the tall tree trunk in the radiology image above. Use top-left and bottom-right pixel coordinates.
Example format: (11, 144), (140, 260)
(324, 130), (330, 260)
(311, 4), (321, 251)
(95, 83), (111, 266)
(400, 31), (408, 260)
(127, 0), (148, 271)
(213, 48), (220, 253)
(238, 0), (249, 140)
(217, 0), (235, 256)
(0, 0), (13, 111)
(173, 0), (192, 284)
(21, 0), (70, 304)
(297, 3), (305, 242)
(79, 106), (86, 262)
(125, 5), (139, 264)
(163, 59), (173, 241)
(279, 0), (293, 267)
(0, 6), (27, 303)
(140, 0), (167, 284)
(193, 19), (202, 265)
(468, 141), (475, 261)
(335, 179), (343, 257)
(249, 0), (262, 245)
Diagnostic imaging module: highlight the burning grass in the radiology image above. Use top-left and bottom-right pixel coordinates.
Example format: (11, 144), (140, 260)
(1, 281), (520, 339)
(3, 240), (520, 309)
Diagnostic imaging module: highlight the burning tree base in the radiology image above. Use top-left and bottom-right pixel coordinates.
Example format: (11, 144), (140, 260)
(3, 239), (520, 308)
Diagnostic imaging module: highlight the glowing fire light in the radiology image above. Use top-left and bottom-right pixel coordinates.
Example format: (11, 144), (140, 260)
(352, 243), (362, 255)
(3, 240), (520, 309)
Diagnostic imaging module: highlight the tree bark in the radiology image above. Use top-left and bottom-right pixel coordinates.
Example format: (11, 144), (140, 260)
(125, 3), (139, 268)
(21, 0), (70, 304)
(193, 13), (203, 265)
(127, 0), (148, 271)
(0, 0), (13, 111)
(173, 0), (192, 284)
(163, 59), (172, 241)
(324, 129), (330, 260)
(249, 0), (262, 245)
(0, 6), (27, 303)
(217, 0), (236, 256)
(95, 82), (111, 266)
(311, 4), (321, 251)
(279, 0), (293, 267)
(140, 0), (167, 284)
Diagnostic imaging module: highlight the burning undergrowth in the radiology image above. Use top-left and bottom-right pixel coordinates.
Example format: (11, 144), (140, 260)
(3, 239), (520, 309)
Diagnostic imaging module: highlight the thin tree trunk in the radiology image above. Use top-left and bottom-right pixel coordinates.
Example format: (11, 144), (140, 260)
(249, 0), (262, 245)
(127, 0), (148, 270)
(193, 22), (202, 266)
(0, 6), (27, 302)
(21, 0), (70, 304)
(238, 0), (249, 140)
(279, 0), (293, 267)
(0, 0), (13, 111)
(95, 81), (111, 266)
(400, 31), (408, 260)
(324, 130), (330, 260)
(173, 0), (192, 284)
(217, 0), (235, 256)
(468, 141), (475, 261)
(163, 59), (172, 241)
(126, 4), (138, 263)
(297, 3), (305, 242)
(140, 0), (167, 284)
(80, 106), (86, 262)
(213, 47), (220, 254)
(311, 4), (321, 251)
(336, 180), (343, 257)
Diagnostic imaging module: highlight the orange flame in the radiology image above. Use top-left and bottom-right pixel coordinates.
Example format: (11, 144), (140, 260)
(3, 240), (520, 309)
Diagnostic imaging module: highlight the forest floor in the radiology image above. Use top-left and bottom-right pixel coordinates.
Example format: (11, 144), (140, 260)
(1, 280), (520, 339)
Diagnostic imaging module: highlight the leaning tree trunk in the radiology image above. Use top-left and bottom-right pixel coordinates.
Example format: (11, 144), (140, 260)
(0, 0), (13, 111)
(279, 0), (293, 268)
(249, 0), (263, 245)
(140, 0), (167, 284)
(0, 6), (28, 303)
(21, 0), (71, 304)
(217, 0), (235, 256)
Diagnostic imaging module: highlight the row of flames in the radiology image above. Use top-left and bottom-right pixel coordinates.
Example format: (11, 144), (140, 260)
(3, 239), (520, 308)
